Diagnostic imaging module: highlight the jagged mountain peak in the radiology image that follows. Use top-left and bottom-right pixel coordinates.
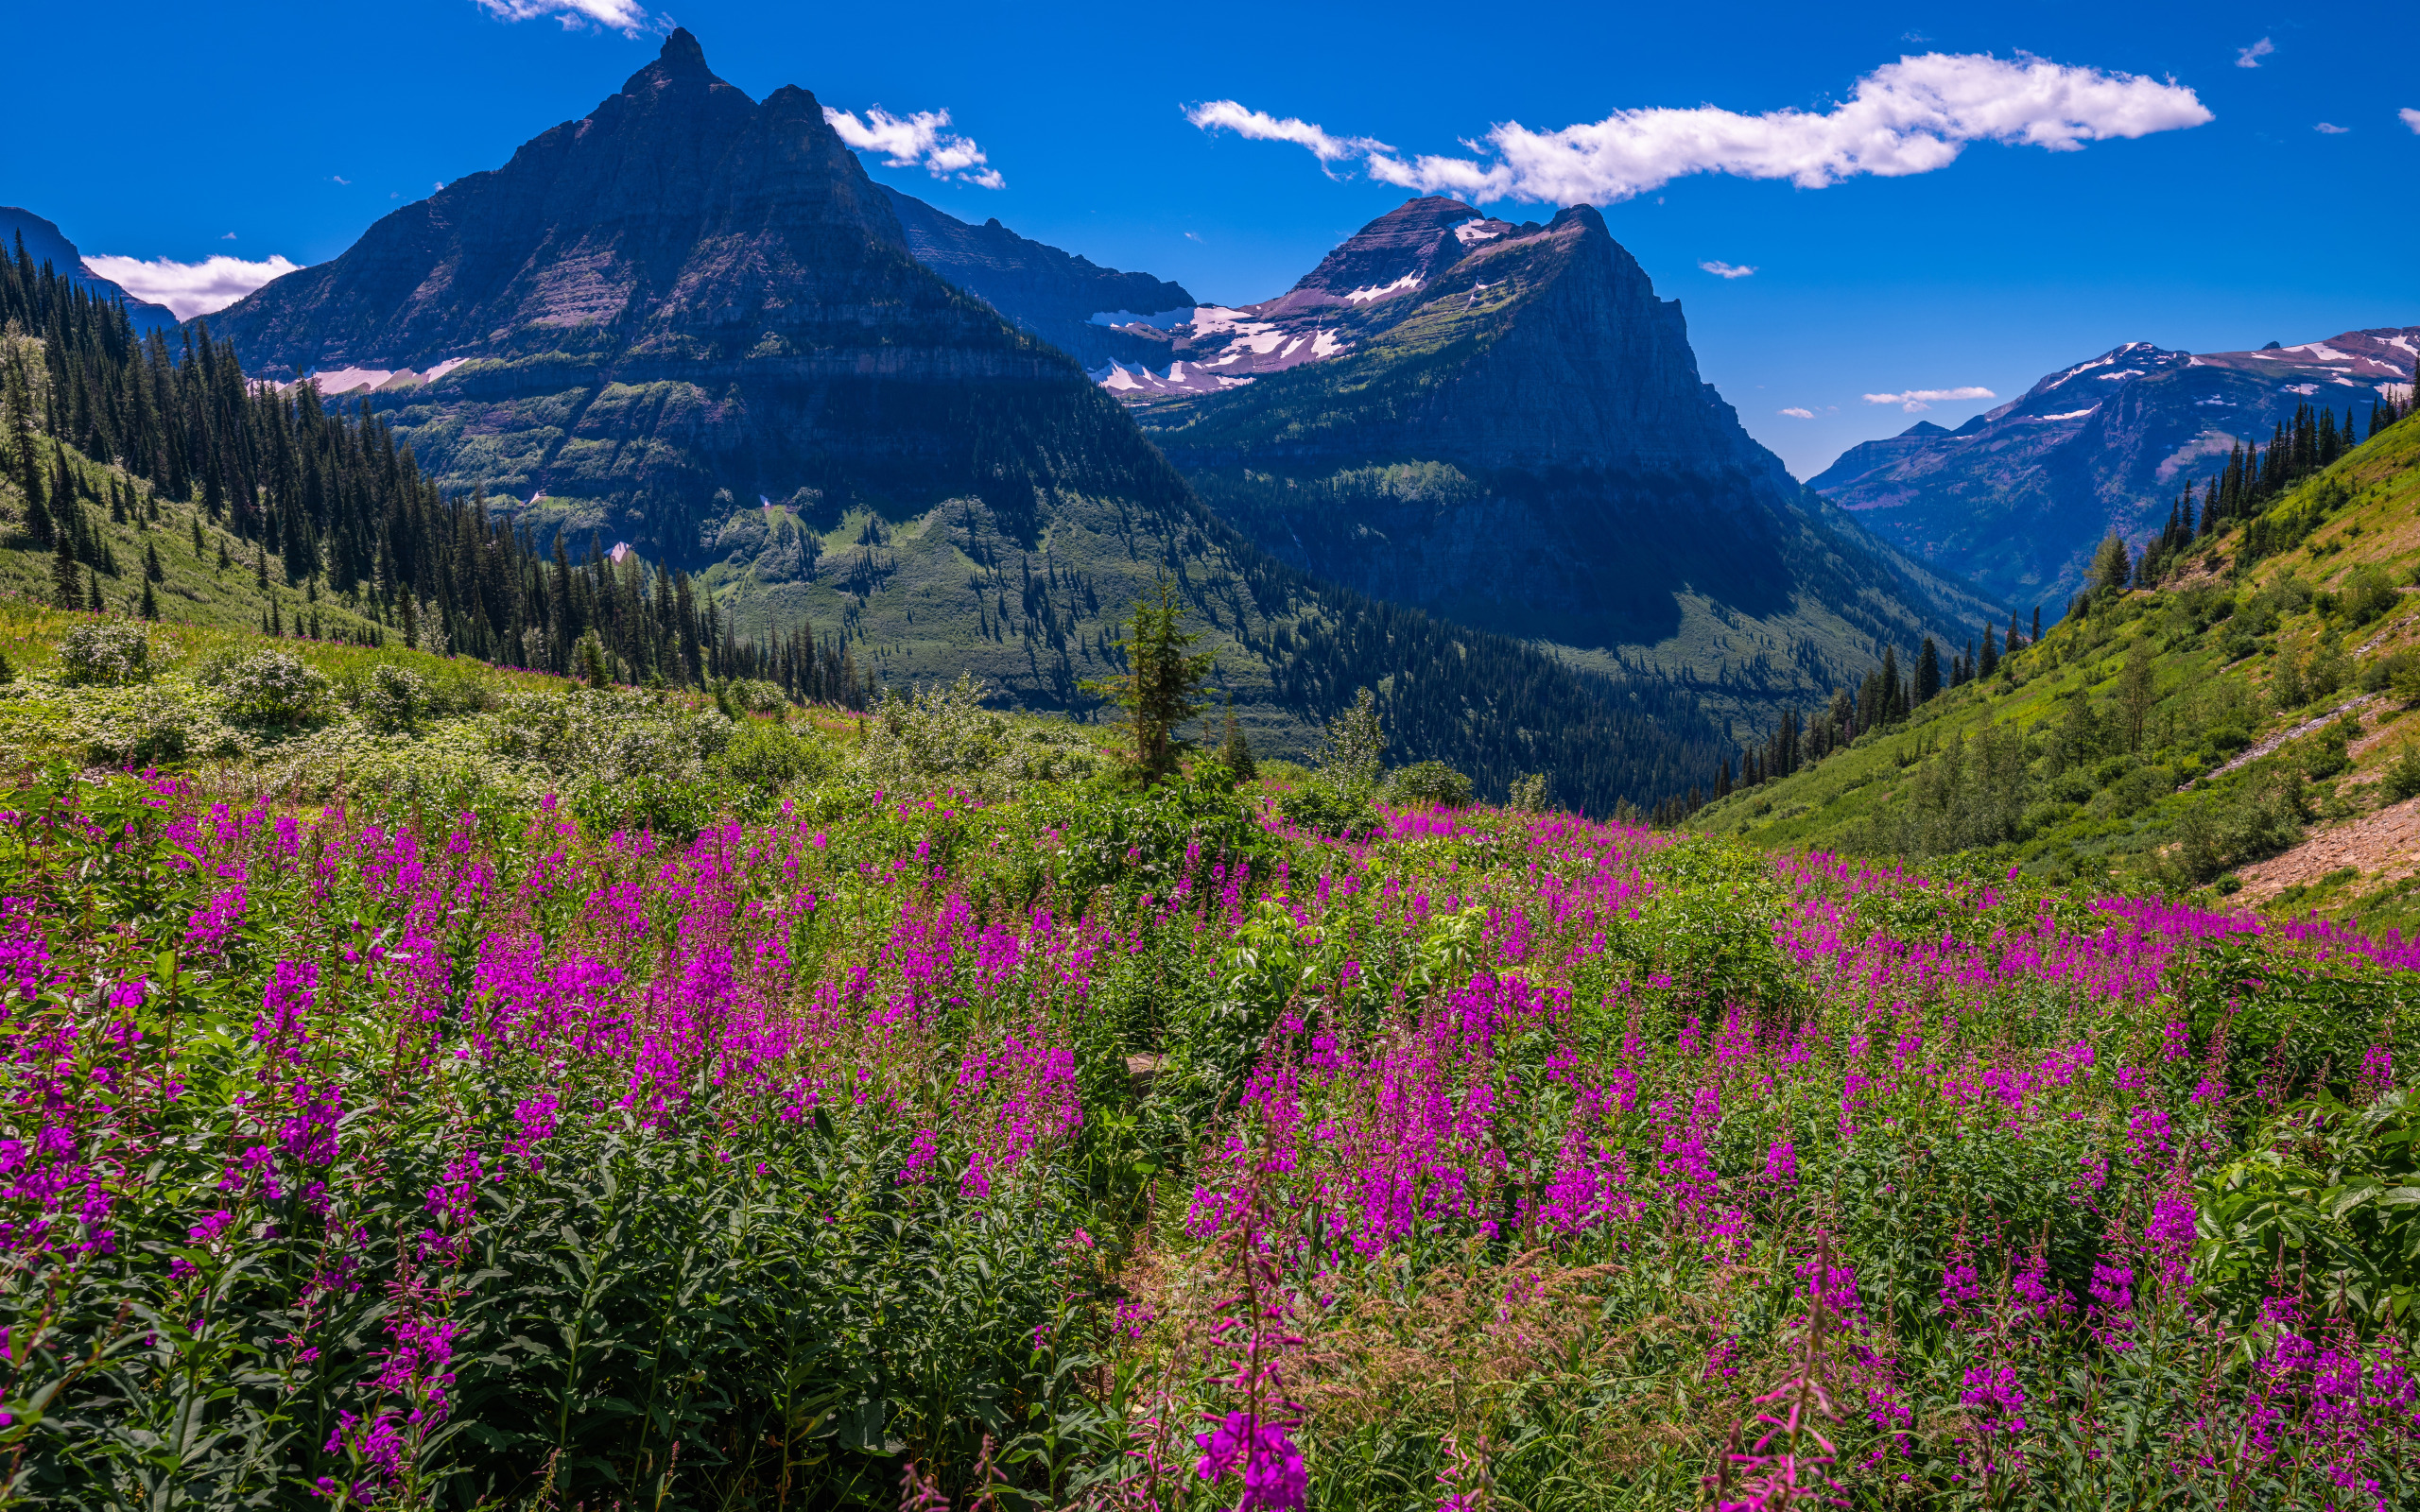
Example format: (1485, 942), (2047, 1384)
(1269, 195), (1514, 314)
(651, 26), (710, 76)
(205, 30), (935, 383)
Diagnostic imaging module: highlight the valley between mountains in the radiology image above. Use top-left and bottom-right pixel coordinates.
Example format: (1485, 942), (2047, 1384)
(7, 17), (2420, 1512)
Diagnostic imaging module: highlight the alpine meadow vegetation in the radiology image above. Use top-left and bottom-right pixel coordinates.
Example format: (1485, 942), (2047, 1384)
(4, 599), (2420, 1512)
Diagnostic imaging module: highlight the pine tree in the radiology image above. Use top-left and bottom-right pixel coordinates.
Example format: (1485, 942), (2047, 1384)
(1914, 637), (1942, 703)
(1979, 626), (2000, 679)
(50, 531), (80, 609)
(85, 569), (104, 614)
(2031, 606), (2042, 643)
(139, 579), (158, 621)
(1082, 573), (1216, 783)
(145, 541), (163, 582)
(1217, 695), (1257, 783)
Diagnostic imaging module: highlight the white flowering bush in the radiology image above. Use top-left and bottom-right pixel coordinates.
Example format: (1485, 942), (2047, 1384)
(56, 624), (155, 686)
(353, 664), (427, 734)
(209, 652), (332, 727)
(853, 675), (1101, 799)
(488, 688), (733, 782)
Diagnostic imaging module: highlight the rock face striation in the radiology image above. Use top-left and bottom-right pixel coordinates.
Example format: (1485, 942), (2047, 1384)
(194, 32), (1726, 803)
(879, 187), (1194, 370)
(0, 206), (179, 334)
(1115, 197), (1996, 725)
(1811, 331), (2420, 607)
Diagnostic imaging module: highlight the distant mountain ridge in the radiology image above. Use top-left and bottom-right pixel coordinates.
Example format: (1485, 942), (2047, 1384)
(878, 187), (1194, 370)
(0, 207), (179, 335)
(1810, 328), (2420, 608)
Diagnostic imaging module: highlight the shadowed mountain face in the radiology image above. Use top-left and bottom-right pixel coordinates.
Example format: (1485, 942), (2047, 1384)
(0, 207), (179, 334)
(879, 187), (1195, 371)
(191, 32), (1728, 807)
(1811, 331), (2420, 608)
(1111, 198), (1997, 726)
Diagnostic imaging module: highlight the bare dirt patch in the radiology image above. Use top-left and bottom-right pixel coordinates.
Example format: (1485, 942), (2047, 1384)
(2237, 794), (2420, 905)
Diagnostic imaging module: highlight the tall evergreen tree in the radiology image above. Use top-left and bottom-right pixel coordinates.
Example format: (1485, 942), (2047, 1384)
(1914, 637), (1942, 703)
(1084, 573), (1216, 783)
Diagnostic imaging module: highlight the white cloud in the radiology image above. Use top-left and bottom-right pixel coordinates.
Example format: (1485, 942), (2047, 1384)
(1700, 260), (1756, 278)
(219, 232), (237, 240)
(1186, 52), (2211, 205)
(2315, 122), (2350, 134)
(2237, 37), (2274, 68)
(1862, 385), (1996, 413)
(823, 106), (1004, 188)
(1779, 406), (1816, 419)
(82, 253), (305, 320)
(469, 0), (659, 38)
(332, 175), (351, 184)
(2400, 108), (2420, 134)
(1181, 100), (1391, 169)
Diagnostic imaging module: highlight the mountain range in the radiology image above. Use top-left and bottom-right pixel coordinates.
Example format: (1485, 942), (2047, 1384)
(0, 207), (179, 334)
(1047, 195), (1996, 727)
(185, 28), (1726, 807)
(1811, 328), (2420, 608)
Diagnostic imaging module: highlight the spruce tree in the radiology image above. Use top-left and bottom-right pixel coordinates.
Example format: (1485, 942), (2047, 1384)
(1082, 573), (1215, 784)
(140, 579), (158, 621)
(145, 542), (163, 582)
(50, 531), (79, 609)
(85, 569), (104, 614)
(1914, 637), (1942, 703)
(1979, 626), (2000, 679)
(1217, 695), (1257, 783)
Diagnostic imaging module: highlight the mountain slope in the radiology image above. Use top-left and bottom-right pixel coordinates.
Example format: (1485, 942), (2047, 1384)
(185, 31), (1723, 808)
(879, 187), (1194, 370)
(1705, 403), (2420, 935)
(1101, 198), (2000, 730)
(1811, 330), (2420, 609)
(1, 207), (179, 334)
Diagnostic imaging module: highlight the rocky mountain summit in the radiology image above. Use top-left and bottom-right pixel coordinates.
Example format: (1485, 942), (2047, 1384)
(1115, 197), (1996, 726)
(0, 206), (178, 334)
(1812, 329), (2420, 607)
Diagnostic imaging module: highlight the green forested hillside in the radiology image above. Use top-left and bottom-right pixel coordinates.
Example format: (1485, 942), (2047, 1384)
(1698, 400), (2420, 933)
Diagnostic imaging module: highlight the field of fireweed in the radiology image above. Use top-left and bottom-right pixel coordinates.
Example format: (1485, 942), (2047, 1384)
(7, 755), (2420, 1510)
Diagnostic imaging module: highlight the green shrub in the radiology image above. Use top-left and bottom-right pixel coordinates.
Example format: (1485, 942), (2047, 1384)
(2383, 742), (2420, 803)
(56, 623), (152, 685)
(713, 718), (835, 791)
(353, 663), (426, 733)
(2342, 566), (2400, 626)
(725, 678), (788, 715)
(1382, 760), (1474, 809)
(211, 651), (331, 727)
(853, 675), (1099, 799)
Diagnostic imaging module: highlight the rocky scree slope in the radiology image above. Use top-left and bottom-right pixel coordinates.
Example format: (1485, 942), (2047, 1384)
(1103, 198), (1999, 731)
(1812, 330), (2420, 609)
(185, 32), (1724, 806)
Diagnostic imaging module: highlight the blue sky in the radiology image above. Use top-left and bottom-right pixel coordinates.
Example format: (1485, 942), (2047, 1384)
(13, 0), (2416, 479)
